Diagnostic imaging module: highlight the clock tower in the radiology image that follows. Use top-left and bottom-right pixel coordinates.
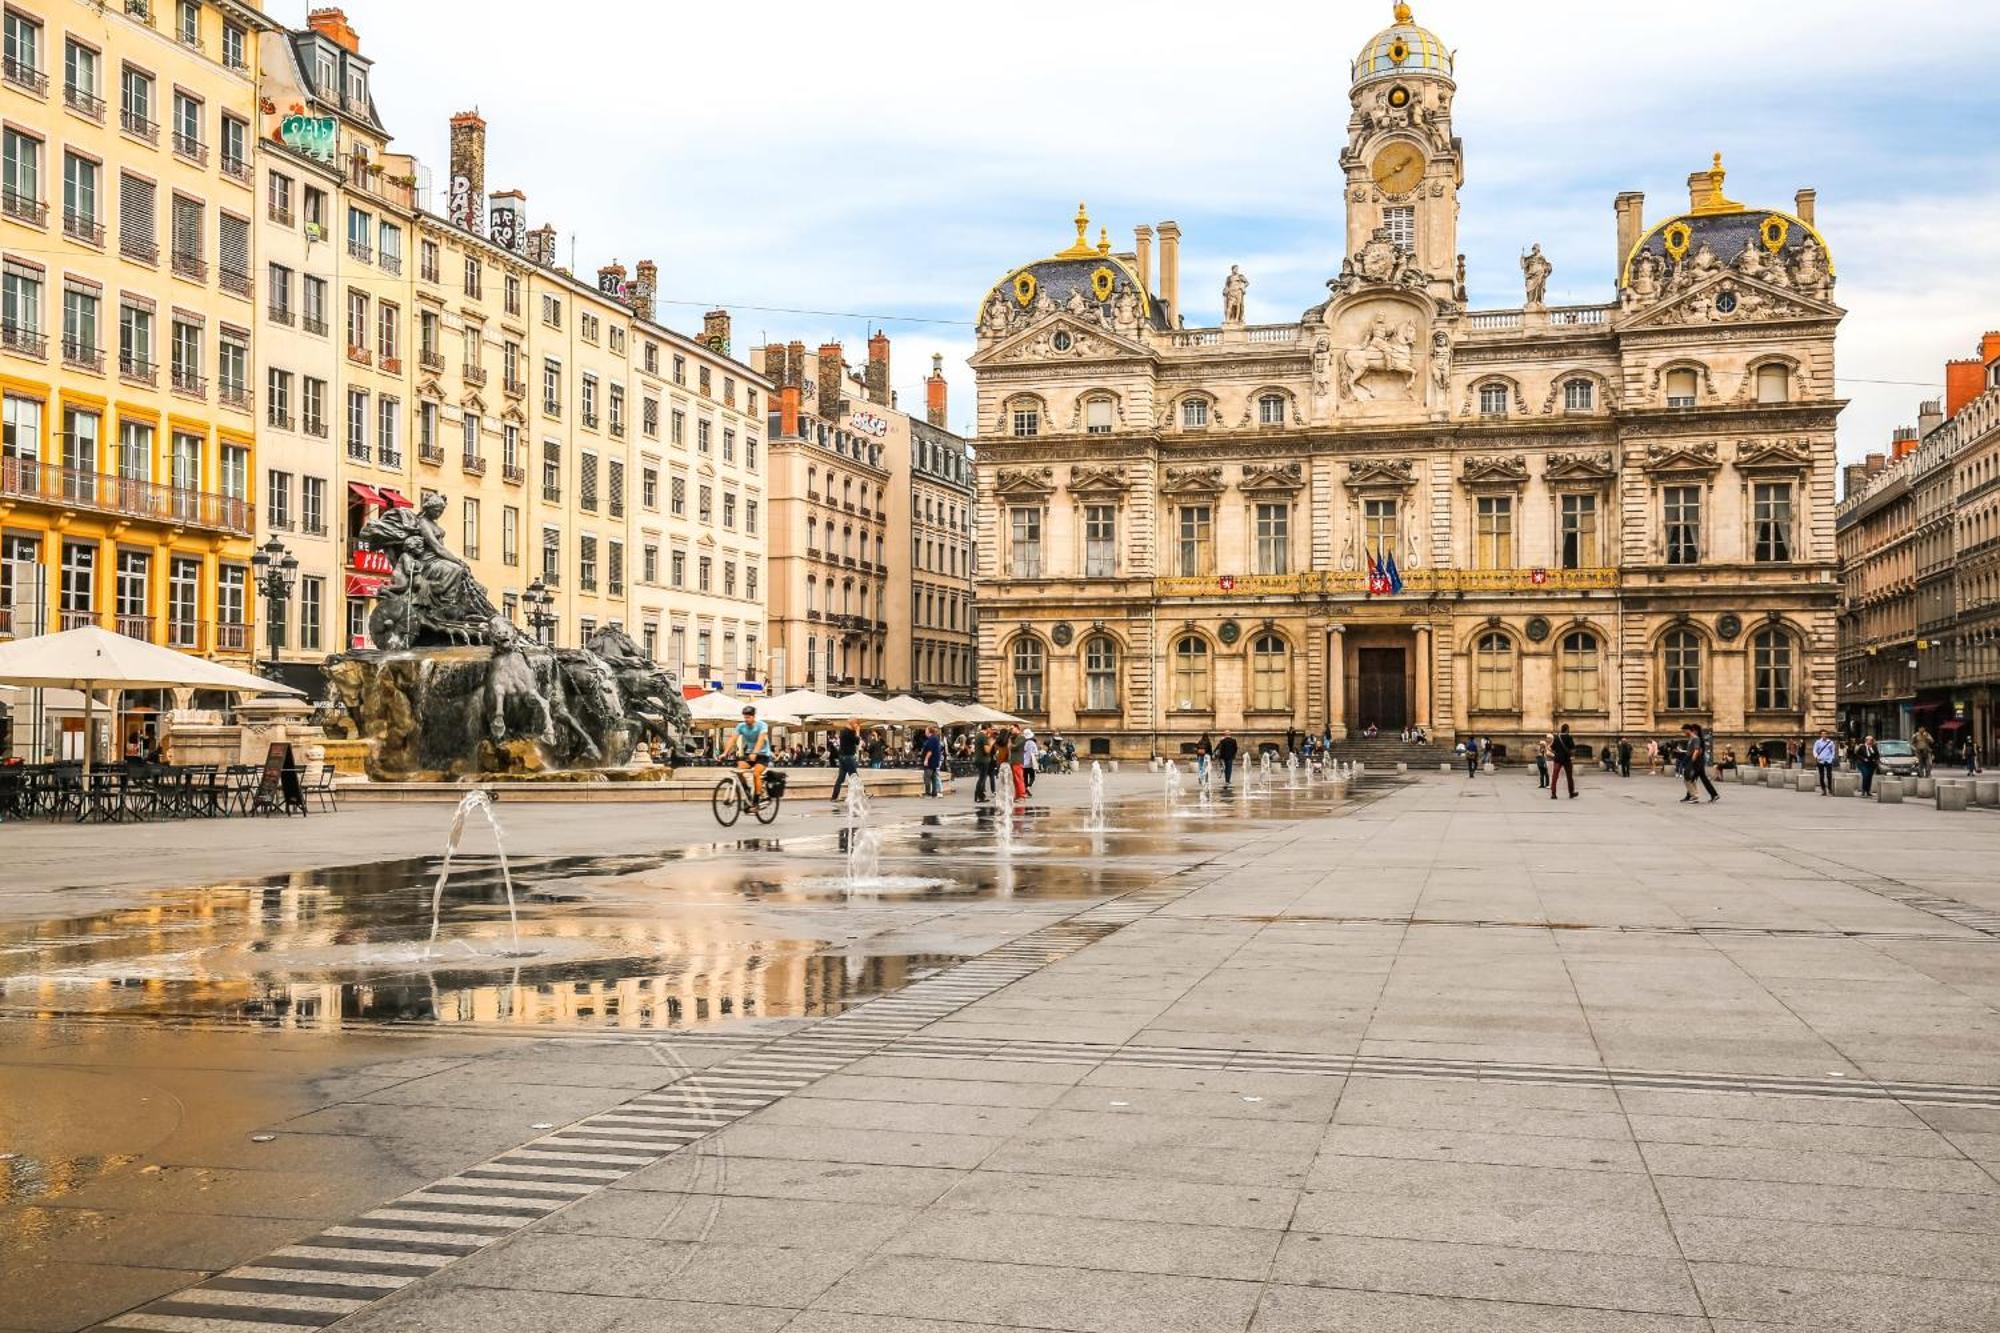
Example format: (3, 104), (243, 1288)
(1344, 2), (1461, 301)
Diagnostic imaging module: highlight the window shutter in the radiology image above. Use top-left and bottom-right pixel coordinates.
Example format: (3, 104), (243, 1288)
(171, 196), (202, 260)
(119, 175), (154, 247)
(219, 213), (248, 280)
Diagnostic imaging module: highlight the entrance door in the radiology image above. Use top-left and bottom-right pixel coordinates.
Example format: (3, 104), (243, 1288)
(1354, 647), (1408, 731)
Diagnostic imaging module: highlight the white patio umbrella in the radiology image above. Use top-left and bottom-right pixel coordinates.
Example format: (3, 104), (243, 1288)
(757, 689), (843, 725)
(0, 625), (301, 777)
(955, 702), (1025, 725)
(684, 691), (755, 725)
(884, 694), (949, 726)
(792, 692), (900, 725)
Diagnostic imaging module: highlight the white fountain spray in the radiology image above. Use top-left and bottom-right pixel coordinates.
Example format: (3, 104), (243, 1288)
(997, 796), (1016, 856)
(1087, 761), (1107, 831)
(1165, 760), (1185, 809)
(1286, 752), (1300, 789)
(424, 789), (522, 959)
(843, 777), (879, 884)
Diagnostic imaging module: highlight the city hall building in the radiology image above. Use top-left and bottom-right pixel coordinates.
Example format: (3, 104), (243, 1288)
(969, 3), (1843, 758)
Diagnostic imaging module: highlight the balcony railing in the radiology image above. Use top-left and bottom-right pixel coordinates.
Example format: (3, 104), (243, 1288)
(268, 303), (295, 327)
(167, 619), (201, 650)
(218, 382), (251, 411)
(542, 483), (561, 503)
(1, 189), (47, 227)
(119, 354), (156, 386)
(171, 131), (207, 166)
(170, 366), (206, 397)
(418, 442), (445, 465)
(462, 452), (486, 476)
(267, 411), (294, 431)
(116, 613), (153, 640)
(120, 108), (158, 143)
(2, 324), (47, 358)
(267, 203), (294, 227)
(503, 375), (525, 397)
(418, 348), (444, 371)
(3, 58), (49, 97)
(347, 238), (371, 264)
(64, 85), (104, 122)
(379, 252), (401, 276)
(216, 621), (249, 653)
(59, 609), (99, 631)
(347, 345), (371, 367)
(121, 235), (158, 265)
(1, 457), (252, 535)
(63, 210), (104, 245)
(463, 364), (486, 386)
(301, 314), (327, 336)
(502, 463), (525, 485)
(220, 267), (251, 298)
(221, 155), (251, 185)
(303, 416), (327, 439)
(171, 251), (207, 282)
(543, 399), (561, 419)
(346, 440), (370, 462)
(61, 338), (102, 372)
(380, 448), (402, 469)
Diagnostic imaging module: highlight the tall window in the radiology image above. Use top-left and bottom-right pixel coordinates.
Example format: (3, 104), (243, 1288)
(1180, 398), (1209, 429)
(1563, 378), (1594, 412)
(1664, 485), (1701, 565)
(1559, 493), (1597, 569)
(1755, 364), (1790, 404)
(1382, 204), (1415, 250)
(1663, 628), (1701, 711)
(1008, 506), (1042, 578)
(1478, 384), (1508, 416)
(62, 152), (97, 236)
(1752, 627), (1794, 711)
(1171, 635), (1211, 712)
(1752, 482), (1794, 562)
(1250, 633), (1289, 711)
(299, 577), (323, 651)
(1084, 397), (1113, 434)
(1558, 631), (1600, 712)
(1474, 495), (1513, 568)
(1177, 504), (1213, 576)
(1258, 393), (1287, 426)
(1474, 632), (1515, 712)
(2, 127), (41, 214)
(1084, 503), (1116, 577)
(1254, 502), (1290, 575)
(462, 498), (480, 560)
(1010, 637), (1044, 712)
(1363, 498), (1398, 558)
(1665, 368), (1698, 407)
(1084, 636), (1118, 711)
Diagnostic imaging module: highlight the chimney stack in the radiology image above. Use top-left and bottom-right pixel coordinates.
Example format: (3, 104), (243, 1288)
(306, 8), (360, 53)
(1156, 221), (1181, 326)
(1794, 188), (1816, 227)
(1918, 398), (1944, 439)
(1134, 224), (1153, 301)
(596, 261), (628, 304)
(487, 190), (526, 255)
(1944, 337), (2000, 418)
(816, 343), (845, 417)
(632, 260), (657, 323)
(447, 111), (486, 234)
(701, 310), (732, 358)
(1614, 191), (1645, 285)
(526, 224), (557, 268)
(865, 331), (891, 406)
(925, 353), (948, 428)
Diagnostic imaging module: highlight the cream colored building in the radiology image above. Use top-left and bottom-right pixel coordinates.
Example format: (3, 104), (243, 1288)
(1, 0), (271, 718)
(910, 353), (974, 699)
(969, 2), (1841, 758)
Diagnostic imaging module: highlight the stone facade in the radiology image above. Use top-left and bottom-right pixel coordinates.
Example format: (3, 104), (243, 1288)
(910, 355), (975, 700)
(969, 3), (1841, 758)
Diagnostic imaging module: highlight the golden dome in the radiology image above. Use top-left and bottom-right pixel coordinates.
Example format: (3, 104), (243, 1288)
(1352, 2), (1453, 86)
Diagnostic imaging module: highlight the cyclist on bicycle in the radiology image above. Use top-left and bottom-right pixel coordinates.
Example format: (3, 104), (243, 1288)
(730, 705), (774, 798)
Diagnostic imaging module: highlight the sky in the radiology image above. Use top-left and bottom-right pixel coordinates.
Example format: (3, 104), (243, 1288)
(269, 0), (2000, 462)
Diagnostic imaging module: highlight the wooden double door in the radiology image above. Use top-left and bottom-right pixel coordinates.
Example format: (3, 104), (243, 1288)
(1351, 646), (1408, 731)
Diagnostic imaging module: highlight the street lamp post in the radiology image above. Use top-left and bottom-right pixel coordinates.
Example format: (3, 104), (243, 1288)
(523, 578), (558, 645)
(249, 536), (299, 680)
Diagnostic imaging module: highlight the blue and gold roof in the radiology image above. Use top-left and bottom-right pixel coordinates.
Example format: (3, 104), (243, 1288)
(1621, 155), (1835, 288)
(981, 203), (1169, 333)
(1352, 2), (1453, 87)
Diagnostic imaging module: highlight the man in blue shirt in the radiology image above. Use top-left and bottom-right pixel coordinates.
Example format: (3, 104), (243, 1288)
(919, 725), (945, 798)
(1812, 729), (1837, 795)
(729, 705), (774, 798)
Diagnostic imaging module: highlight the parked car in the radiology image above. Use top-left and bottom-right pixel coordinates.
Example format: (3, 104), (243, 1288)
(1876, 739), (1919, 777)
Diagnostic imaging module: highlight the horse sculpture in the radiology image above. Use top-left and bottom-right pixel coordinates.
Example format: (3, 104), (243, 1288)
(1340, 316), (1420, 401)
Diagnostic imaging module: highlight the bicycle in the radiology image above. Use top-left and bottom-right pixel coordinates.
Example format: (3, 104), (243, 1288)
(711, 764), (784, 826)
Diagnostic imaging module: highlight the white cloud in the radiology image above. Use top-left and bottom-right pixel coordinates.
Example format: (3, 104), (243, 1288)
(273, 0), (2000, 460)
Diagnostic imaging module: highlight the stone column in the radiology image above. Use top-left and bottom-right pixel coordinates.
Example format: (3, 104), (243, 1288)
(1328, 625), (1347, 739)
(1415, 625), (1433, 728)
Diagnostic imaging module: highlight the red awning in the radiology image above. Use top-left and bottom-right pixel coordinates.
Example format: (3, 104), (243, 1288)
(345, 573), (387, 598)
(377, 487), (414, 509)
(1940, 719), (1967, 731)
(347, 481), (385, 507)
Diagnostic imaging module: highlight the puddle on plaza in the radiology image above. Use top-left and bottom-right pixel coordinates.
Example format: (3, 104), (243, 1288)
(0, 787), (1366, 1035)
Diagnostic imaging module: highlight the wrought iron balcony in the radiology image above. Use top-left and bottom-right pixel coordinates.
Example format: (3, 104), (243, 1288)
(1, 189), (47, 227)
(120, 109), (159, 144)
(171, 131), (207, 165)
(462, 452), (486, 476)
(1, 457), (252, 536)
(119, 354), (156, 386)
(218, 381), (251, 411)
(63, 210), (104, 245)
(502, 463), (525, 485)
(219, 266), (250, 297)
(268, 303), (295, 327)
(3, 58), (48, 97)
(61, 338), (102, 372)
(171, 251), (207, 282)
(463, 364), (486, 386)
(503, 375), (525, 398)
(418, 348), (444, 371)
(170, 366), (206, 397)
(121, 234), (158, 265)
(347, 238), (371, 263)
(301, 314), (327, 336)
(418, 442), (445, 466)
(221, 155), (251, 185)
(2, 324), (47, 358)
(63, 85), (104, 122)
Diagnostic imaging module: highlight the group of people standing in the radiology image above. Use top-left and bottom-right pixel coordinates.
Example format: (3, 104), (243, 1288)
(970, 723), (1043, 804)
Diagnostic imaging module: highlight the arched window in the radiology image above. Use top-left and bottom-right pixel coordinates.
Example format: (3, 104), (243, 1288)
(1250, 633), (1290, 711)
(1558, 631), (1601, 712)
(1258, 393), (1287, 426)
(1084, 635), (1119, 711)
(1478, 383), (1509, 416)
(1474, 632), (1515, 711)
(1663, 628), (1702, 710)
(1171, 635), (1211, 711)
(1563, 378), (1594, 412)
(1181, 398), (1209, 429)
(1085, 396), (1114, 434)
(1752, 627), (1794, 710)
(1755, 364), (1791, 404)
(1665, 368), (1699, 407)
(806, 516), (817, 552)
(1011, 637), (1045, 713)
(804, 575), (816, 614)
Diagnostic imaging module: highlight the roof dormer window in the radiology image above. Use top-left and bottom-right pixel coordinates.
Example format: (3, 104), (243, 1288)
(315, 50), (336, 97)
(346, 65), (366, 109)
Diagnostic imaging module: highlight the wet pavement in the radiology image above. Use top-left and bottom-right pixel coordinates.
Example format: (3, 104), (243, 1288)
(6, 764), (2000, 1331)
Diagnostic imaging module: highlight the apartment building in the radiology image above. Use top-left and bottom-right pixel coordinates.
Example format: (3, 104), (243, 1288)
(909, 352), (974, 700)
(0, 0), (272, 689)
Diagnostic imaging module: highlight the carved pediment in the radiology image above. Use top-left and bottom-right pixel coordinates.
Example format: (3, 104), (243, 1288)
(461, 390), (488, 415)
(993, 466), (1056, 497)
(1460, 454), (1529, 486)
(500, 404), (526, 426)
(1160, 465), (1225, 497)
(971, 314), (1151, 369)
(1066, 464), (1130, 495)
(1643, 441), (1721, 474)
(1734, 437), (1813, 469)
(1240, 462), (1305, 493)
(1344, 457), (1417, 490)
(416, 377), (445, 401)
(1621, 271), (1834, 331)
(1544, 451), (1616, 483)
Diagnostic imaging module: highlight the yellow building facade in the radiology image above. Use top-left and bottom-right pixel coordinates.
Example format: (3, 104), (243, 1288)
(1, 0), (272, 688)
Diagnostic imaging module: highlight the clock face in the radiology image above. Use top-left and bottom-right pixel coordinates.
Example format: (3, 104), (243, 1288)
(1371, 144), (1425, 195)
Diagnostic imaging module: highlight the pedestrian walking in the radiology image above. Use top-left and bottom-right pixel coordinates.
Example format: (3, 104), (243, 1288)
(1680, 723), (1719, 803)
(1810, 730), (1836, 794)
(919, 725), (944, 798)
(1617, 736), (1633, 778)
(1550, 723), (1578, 799)
(1534, 738), (1549, 789)
(1216, 730), (1239, 786)
(973, 723), (996, 803)
(1021, 729), (1040, 794)
(1856, 735), (1881, 797)
(1463, 738), (1479, 778)
(1914, 727), (1934, 778)
(1195, 731), (1213, 786)
(830, 717), (863, 803)
(1968, 741), (1984, 777)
